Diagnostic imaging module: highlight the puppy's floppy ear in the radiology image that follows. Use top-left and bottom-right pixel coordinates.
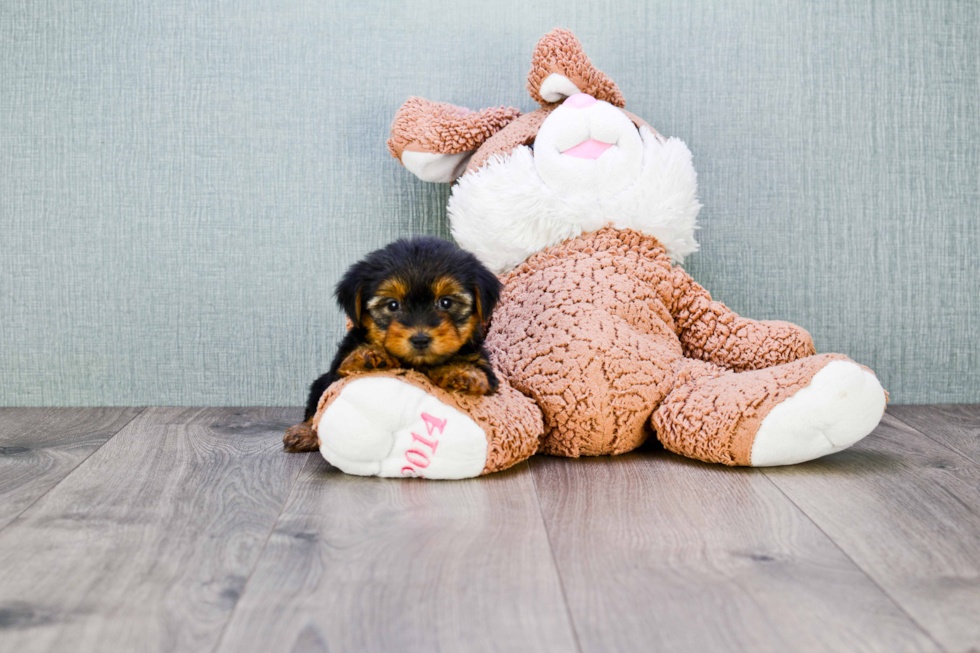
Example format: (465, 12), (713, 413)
(472, 266), (502, 326)
(335, 263), (367, 326)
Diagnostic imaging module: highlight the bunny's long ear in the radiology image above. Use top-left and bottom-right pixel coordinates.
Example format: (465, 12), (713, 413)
(526, 28), (624, 108)
(387, 97), (521, 183)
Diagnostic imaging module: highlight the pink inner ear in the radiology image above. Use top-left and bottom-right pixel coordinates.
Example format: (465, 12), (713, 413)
(561, 139), (614, 159)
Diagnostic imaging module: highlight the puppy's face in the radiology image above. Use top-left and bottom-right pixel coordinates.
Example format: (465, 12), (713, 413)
(363, 274), (479, 366)
(336, 237), (502, 368)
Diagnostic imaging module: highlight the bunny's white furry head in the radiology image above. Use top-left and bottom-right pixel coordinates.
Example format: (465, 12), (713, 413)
(388, 28), (701, 274)
(449, 124), (700, 274)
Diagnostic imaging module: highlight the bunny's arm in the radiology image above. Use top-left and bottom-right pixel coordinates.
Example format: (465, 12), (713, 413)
(667, 266), (816, 372)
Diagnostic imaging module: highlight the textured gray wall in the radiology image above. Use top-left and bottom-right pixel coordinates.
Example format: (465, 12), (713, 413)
(1, 0), (978, 406)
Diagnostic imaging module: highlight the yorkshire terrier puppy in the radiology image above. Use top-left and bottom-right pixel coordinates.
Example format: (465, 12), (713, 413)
(283, 237), (501, 452)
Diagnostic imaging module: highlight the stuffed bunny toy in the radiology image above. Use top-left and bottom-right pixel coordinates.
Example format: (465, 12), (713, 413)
(310, 28), (887, 479)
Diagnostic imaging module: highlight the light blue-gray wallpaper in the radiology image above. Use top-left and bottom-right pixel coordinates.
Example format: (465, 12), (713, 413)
(1, 0), (978, 406)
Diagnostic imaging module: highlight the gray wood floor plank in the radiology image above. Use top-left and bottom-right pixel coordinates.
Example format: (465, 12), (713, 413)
(887, 404), (980, 466)
(0, 407), (308, 653)
(215, 457), (580, 653)
(0, 407), (143, 531)
(529, 446), (938, 653)
(762, 413), (980, 652)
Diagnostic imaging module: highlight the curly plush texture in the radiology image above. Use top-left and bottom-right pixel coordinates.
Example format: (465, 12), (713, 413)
(526, 28), (625, 107)
(387, 97), (521, 158)
(486, 227), (824, 461)
(668, 267), (817, 370)
(314, 367), (542, 475)
(465, 108), (553, 174)
(653, 354), (848, 465)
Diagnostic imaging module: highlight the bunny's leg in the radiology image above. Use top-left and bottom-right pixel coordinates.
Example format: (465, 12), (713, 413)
(653, 354), (886, 466)
(311, 370), (542, 479)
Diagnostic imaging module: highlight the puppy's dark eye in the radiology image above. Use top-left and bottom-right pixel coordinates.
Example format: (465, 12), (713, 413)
(437, 297), (453, 310)
(386, 300), (400, 312)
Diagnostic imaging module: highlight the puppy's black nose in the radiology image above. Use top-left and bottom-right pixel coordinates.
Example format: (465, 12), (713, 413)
(409, 333), (432, 350)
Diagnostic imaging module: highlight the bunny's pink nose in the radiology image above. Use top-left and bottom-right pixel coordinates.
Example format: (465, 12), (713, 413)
(563, 93), (597, 108)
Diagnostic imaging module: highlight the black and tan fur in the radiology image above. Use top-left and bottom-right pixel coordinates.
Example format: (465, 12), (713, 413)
(284, 237), (501, 452)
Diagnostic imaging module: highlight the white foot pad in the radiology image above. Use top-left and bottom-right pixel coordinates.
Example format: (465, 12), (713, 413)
(314, 377), (488, 479)
(750, 361), (887, 466)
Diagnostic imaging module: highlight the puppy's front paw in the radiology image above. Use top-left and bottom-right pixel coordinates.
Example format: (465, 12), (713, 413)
(284, 421), (319, 452)
(338, 345), (400, 377)
(428, 364), (491, 396)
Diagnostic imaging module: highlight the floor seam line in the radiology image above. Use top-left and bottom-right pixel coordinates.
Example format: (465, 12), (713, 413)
(888, 410), (980, 468)
(757, 469), (946, 652)
(528, 459), (586, 653)
(0, 406), (148, 539)
(209, 449), (312, 653)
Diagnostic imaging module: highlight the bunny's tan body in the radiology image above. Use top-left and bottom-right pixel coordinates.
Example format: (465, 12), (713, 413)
(310, 29), (887, 479)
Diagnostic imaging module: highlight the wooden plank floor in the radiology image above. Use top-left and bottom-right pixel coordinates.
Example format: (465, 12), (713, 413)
(0, 405), (978, 653)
